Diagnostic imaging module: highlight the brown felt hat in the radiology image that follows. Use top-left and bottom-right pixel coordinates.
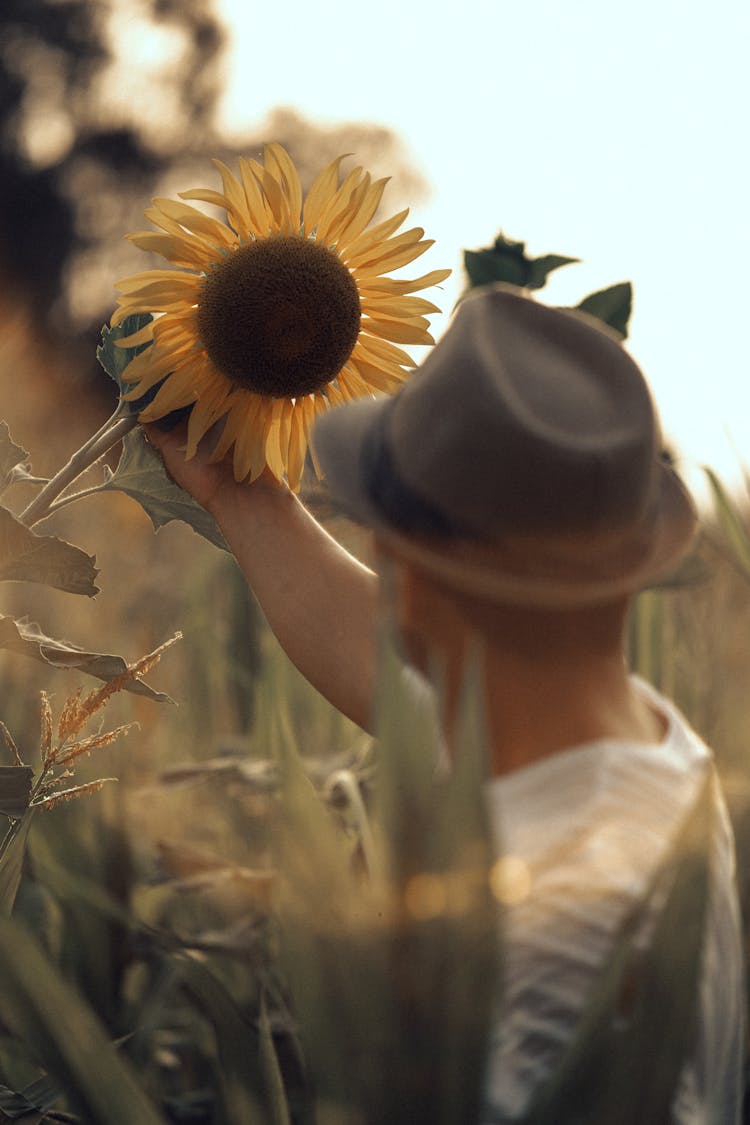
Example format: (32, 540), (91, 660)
(312, 283), (697, 607)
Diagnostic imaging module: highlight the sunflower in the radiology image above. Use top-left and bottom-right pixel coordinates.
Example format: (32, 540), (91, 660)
(112, 143), (450, 491)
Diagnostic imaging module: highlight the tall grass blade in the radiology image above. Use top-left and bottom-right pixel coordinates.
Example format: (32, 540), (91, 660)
(0, 916), (167, 1124)
(704, 466), (750, 581)
(0, 814), (34, 917)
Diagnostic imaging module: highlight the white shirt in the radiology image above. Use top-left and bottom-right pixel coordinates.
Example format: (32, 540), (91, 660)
(481, 678), (745, 1123)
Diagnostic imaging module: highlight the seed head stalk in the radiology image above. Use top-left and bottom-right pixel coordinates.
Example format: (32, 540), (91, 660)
(18, 401), (138, 528)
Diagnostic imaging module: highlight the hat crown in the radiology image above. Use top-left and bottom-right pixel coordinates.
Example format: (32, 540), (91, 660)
(388, 285), (658, 539)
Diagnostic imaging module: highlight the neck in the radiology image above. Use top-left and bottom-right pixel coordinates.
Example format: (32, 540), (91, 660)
(431, 601), (666, 777)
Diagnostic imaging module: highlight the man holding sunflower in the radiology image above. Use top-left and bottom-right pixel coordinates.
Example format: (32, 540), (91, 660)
(125, 147), (744, 1120)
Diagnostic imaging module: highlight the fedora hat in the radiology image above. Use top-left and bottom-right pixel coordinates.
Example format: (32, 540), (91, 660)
(312, 283), (697, 607)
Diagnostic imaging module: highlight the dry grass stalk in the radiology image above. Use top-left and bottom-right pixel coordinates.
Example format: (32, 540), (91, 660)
(57, 632), (182, 744)
(38, 779), (116, 810)
(0, 720), (24, 767)
(54, 723), (137, 768)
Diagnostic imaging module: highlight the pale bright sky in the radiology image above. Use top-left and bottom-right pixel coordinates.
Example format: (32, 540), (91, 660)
(216, 0), (749, 505)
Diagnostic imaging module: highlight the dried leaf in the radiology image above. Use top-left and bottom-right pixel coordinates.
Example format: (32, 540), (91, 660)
(0, 506), (99, 596)
(0, 615), (174, 702)
(101, 430), (228, 551)
(0, 424), (30, 495)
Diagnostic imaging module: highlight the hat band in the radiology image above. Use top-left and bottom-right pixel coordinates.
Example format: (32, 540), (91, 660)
(361, 402), (470, 538)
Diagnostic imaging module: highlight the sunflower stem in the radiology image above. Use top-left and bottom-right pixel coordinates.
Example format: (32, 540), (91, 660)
(18, 407), (139, 528)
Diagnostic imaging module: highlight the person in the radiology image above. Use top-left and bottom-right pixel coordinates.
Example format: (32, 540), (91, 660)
(145, 283), (745, 1122)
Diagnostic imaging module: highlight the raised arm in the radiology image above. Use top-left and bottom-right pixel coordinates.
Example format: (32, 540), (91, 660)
(144, 424), (379, 731)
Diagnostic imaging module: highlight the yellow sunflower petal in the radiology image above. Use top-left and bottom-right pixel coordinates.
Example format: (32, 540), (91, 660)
(286, 402), (307, 492)
(179, 187), (231, 210)
(334, 176), (390, 251)
(347, 356), (407, 394)
(251, 162), (293, 235)
(263, 397), (291, 481)
(212, 159), (253, 233)
(356, 239), (435, 277)
(356, 268), (452, 297)
(127, 231), (212, 271)
(264, 143), (303, 231)
(338, 365), (375, 399)
(361, 294), (441, 317)
(347, 226), (424, 270)
(232, 396), (266, 482)
(302, 154), (348, 235)
(360, 316), (435, 346)
(115, 269), (199, 293)
(323, 173), (371, 248)
(208, 399), (245, 463)
(302, 395), (325, 477)
(114, 321), (155, 348)
(150, 198), (236, 248)
(322, 382), (346, 407)
(237, 158), (274, 236)
(314, 165), (364, 245)
(352, 334), (417, 369)
(338, 208), (410, 264)
(121, 342), (195, 387)
(185, 380), (233, 457)
(137, 366), (207, 420)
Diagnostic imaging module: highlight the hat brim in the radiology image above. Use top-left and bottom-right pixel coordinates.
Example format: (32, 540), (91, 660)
(312, 398), (698, 608)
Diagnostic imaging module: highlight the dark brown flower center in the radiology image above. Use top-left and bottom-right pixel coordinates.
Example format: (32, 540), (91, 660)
(196, 236), (361, 397)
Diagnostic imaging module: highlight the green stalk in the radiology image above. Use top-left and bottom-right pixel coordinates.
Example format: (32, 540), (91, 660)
(19, 405), (138, 528)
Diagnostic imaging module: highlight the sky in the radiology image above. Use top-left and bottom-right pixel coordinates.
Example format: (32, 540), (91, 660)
(215, 0), (749, 505)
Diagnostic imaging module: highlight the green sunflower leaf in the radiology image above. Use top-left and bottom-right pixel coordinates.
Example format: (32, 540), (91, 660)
(0, 766), (33, 820)
(464, 234), (579, 292)
(0, 614), (174, 702)
(96, 313), (153, 401)
(101, 429), (228, 551)
(0, 424), (31, 495)
(0, 506), (99, 596)
(576, 281), (633, 339)
(526, 253), (581, 290)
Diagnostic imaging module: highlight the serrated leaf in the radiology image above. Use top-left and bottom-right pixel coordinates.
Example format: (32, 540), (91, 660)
(0, 615), (174, 702)
(464, 234), (579, 293)
(0, 766), (33, 819)
(526, 253), (580, 290)
(101, 429), (228, 550)
(0, 507), (99, 596)
(576, 281), (633, 339)
(0, 916), (168, 1125)
(0, 424), (30, 495)
(96, 314), (154, 401)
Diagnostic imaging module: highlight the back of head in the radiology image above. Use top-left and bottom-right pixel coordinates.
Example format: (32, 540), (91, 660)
(313, 283), (697, 609)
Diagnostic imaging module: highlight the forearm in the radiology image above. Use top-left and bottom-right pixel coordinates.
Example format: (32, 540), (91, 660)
(209, 479), (380, 731)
